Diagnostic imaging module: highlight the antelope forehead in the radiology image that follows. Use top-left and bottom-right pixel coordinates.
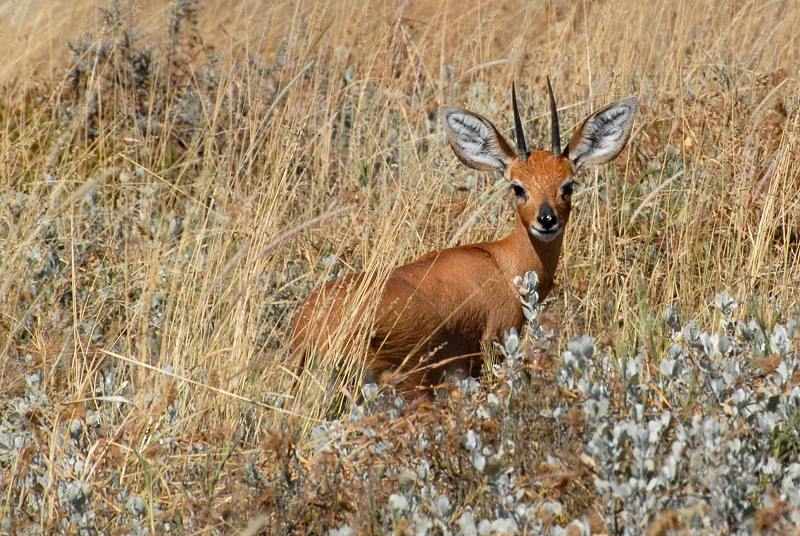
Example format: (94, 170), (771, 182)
(516, 172), (572, 192)
(511, 153), (572, 188)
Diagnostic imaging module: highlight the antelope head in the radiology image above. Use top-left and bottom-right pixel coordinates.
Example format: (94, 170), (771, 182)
(440, 80), (638, 243)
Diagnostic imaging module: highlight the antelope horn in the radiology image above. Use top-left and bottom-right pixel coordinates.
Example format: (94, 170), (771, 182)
(511, 82), (529, 162)
(547, 76), (561, 156)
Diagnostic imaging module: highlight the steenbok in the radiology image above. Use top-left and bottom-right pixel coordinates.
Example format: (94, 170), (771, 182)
(292, 80), (637, 393)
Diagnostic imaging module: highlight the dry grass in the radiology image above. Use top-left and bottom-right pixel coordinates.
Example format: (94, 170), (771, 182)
(1, 0), (799, 533)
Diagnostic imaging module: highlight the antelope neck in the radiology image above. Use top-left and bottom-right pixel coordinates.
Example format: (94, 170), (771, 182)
(495, 214), (564, 294)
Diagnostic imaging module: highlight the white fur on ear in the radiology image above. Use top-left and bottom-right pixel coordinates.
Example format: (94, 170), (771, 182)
(439, 107), (515, 173)
(567, 97), (638, 169)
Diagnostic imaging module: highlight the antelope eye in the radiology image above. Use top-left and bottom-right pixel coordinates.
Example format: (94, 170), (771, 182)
(511, 183), (528, 202)
(561, 181), (574, 199)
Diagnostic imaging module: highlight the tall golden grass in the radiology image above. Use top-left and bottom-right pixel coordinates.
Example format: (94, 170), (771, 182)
(1, 0), (799, 526)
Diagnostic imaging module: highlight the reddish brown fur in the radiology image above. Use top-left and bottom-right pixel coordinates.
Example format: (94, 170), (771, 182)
(291, 91), (637, 394)
(291, 150), (574, 391)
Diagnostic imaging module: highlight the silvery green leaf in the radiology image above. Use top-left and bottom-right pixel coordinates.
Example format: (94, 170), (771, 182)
(416, 459), (431, 479)
(528, 290), (540, 305)
(613, 422), (631, 443)
(699, 332), (713, 355)
(491, 363), (502, 378)
(731, 388), (748, 406)
(349, 404), (365, 421)
(126, 495), (146, 516)
(64, 481), (88, 509)
(418, 516), (439, 535)
(504, 328), (519, 355)
(701, 417), (722, 439)
(647, 419), (666, 444)
(594, 477), (610, 493)
(513, 503), (530, 520)
(25, 373), (41, 390)
(471, 451), (486, 473)
(661, 457), (678, 481)
(713, 290), (738, 317)
(762, 457), (781, 476)
(634, 424), (649, 446)
(771, 324), (790, 356)
(776, 362), (789, 384)
(788, 316), (799, 339)
(660, 411), (672, 428)
(329, 526), (354, 536)
(700, 333), (729, 357)
(644, 459), (656, 474)
(457, 510), (478, 536)
(625, 358), (642, 381)
(664, 305), (681, 331)
(584, 398), (609, 419)
(666, 343), (685, 360)
(759, 407), (782, 436)
(568, 335), (595, 361)
(576, 378), (590, 396)
(736, 319), (754, 340)
(718, 333), (731, 354)
(611, 480), (633, 499)
(562, 350), (578, 370)
(361, 383), (378, 399)
(503, 439), (516, 455)
(721, 371), (736, 387)
(487, 518), (518, 535)
(749, 318), (763, 333)
(682, 321), (699, 344)
(459, 377), (480, 396)
(659, 358), (678, 378)
(0, 431), (17, 454)
(436, 495), (451, 517)
(781, 464), (800, 506)
(388, 493), (409, 512)
(462, 430), (480, 451)
(523, 270), (539, 290)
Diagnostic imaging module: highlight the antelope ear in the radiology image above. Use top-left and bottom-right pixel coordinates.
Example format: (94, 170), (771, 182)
(567, 97), (638, 169)
(439, 106), (515, 173)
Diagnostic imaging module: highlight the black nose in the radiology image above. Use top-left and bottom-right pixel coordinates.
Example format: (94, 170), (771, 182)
(537, 204), (558, 230)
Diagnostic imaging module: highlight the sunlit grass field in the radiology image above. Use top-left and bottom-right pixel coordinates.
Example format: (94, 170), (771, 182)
(1, 0), (799, 533)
